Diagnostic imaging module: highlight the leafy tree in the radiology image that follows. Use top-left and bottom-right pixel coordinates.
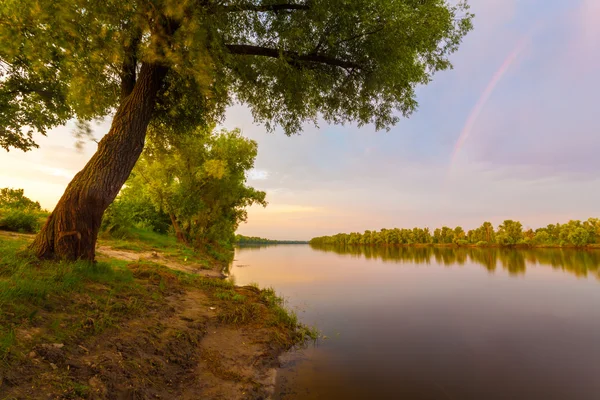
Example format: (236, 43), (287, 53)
(440, 226), (454, 244)
(453, 226), (465, 243)
(496, 220), (523, 246)
(0, 188), (41, 211)
(0, 188), (46, 233)
(0, 0), (473, 260)
(533, 231), (550, 245)
(433, 228), (442, 244)
(127, 126), (266, 247)
(481, 221), (495, 243)
(568, 228), (589, 247)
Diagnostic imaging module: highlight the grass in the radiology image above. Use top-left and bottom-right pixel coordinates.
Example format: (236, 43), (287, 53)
(0, 228), (318, 399)
(98, 226), (231, 269)
(0, 239), (154, 362)
(0, 235), (316, 363)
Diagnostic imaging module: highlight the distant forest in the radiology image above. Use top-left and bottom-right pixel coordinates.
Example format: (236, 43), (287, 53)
(235, 235), (308, 245)
(310, 219), (600, 248)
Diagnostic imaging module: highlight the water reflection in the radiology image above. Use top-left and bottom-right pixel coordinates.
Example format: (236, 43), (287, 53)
(310, 244), (600, 279)
(231, 245), (600, 399)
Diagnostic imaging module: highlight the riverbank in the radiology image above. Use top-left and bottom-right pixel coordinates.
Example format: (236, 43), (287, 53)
(0, 231), (315, 399)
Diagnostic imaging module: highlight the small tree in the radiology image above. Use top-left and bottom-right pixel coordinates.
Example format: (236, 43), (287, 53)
(0, 188), (41, 211)
(496, 220), (523, 246)
(128, 126), (266, 247)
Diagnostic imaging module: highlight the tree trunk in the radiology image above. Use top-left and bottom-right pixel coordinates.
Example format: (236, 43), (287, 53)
(31, 63), (168, 261)
(169, 213), (188, 245)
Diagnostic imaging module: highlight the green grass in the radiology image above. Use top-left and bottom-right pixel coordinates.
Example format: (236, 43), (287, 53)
(0, 239), (149, 359)
(211, 283), (319, 346)
(99, 226), (233, 268)
(0, 233), (317, 363)
(100, 226), (178, 252)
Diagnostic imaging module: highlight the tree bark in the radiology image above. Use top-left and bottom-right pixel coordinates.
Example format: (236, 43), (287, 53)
(31, 63), (168, 261)
(169, 212), (188, 245)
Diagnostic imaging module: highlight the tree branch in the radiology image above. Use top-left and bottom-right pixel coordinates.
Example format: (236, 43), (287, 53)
(120, 28), (142, 100)
(225, 44), (362, 70)
(333, 26), (386, 47)
(219, 3), (310, 13)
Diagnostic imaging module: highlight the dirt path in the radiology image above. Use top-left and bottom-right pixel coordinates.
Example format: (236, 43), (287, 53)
(96, 245), (225, 278)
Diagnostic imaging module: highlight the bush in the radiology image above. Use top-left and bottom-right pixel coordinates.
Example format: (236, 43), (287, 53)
(476, 241), (488, 247)
(0, 208), (41, 233)
(101, 196), (171, 239)
(456, 239), (469, 246)
(101, 201), (135, 239)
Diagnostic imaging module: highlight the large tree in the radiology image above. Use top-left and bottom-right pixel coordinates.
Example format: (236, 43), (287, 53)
(0, 0), (473, 260)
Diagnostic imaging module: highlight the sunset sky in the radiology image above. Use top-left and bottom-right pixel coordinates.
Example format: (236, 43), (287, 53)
(1, 0), (599, 240)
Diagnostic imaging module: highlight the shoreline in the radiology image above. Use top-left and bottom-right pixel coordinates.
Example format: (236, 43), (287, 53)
(0, 231), (313, 399)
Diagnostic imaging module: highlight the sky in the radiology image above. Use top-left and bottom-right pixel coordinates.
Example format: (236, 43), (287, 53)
(1, 0), (599, 240)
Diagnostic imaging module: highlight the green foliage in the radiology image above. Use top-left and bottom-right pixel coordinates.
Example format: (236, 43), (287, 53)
(0, 188), (47, 233)
(0, 208), (40, 233)
(496, 220), (523, 246)
(100, 126), (265, 251)
(0, 239), (139, 357)
(101, 186), (170, 238)
(310, 217), (600, 248)
(234, 234), (308, 245)
(568, 228), (589, 247)
(0, 188), (41, 210)
(0, 0), (473, 151)
(126, 126), (266, 247)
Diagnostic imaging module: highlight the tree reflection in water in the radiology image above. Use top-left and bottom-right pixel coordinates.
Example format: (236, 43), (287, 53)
(309, 244), (600, 279)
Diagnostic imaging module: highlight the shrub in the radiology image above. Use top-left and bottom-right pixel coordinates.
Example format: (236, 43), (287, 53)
(476, 241), (488, 247)
(456, 239), (469, 246)
(101, 195), (171, 239)
(0, 208), (40, 233)
(101, 201), (135, 239)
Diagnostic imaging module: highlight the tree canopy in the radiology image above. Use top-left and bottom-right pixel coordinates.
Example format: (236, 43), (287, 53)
(103, 126), (266, 247)
(310, 218), (600, 248)
(0, 0), (473, 151)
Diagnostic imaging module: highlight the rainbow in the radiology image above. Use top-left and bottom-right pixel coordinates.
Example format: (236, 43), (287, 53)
(450, 37), (531, 167)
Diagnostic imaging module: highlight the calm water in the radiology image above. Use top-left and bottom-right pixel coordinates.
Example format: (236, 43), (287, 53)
(228, 245), (600, 400)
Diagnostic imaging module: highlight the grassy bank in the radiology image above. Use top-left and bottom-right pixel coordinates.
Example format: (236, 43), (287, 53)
(0, 232), (316, 399)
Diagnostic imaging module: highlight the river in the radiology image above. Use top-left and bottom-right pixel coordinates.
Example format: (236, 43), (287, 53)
(228, 244), (600, 400)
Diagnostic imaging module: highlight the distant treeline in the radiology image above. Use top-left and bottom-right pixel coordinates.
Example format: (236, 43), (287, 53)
(235, 234), (308, 245)
(310, 244), (600, 280)
(310, 219), (600, 248)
